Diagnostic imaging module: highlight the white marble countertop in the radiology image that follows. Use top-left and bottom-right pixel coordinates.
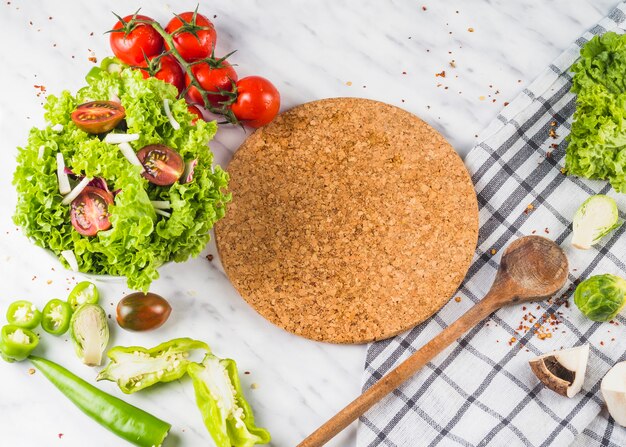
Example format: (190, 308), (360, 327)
(0, 0), (620, 446)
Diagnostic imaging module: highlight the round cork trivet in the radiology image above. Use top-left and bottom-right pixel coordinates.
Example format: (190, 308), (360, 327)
(215, 98), (478, 344)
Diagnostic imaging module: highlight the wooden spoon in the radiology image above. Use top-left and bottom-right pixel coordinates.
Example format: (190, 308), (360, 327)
(298, 235), (568, 447)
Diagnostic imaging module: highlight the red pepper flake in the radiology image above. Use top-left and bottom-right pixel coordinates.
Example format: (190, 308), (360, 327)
(600, 341), (605, 346)
(504, 102), (509, 106)
(549, 128), (558, 139)
(244, 371), (251, 375)
(58, 434), (64, 439)
(550, 143), (558, 149)
(544, 228), (550, 234)
(206, 254), (214, 262)
(508, 337), (516, 346)
(89, 32), (94, 36)
(422, 5), (427, 10)
(524, 204), (534, 214)
(402, 71), (407, 75)
(88, 56), (98, 63)
(48, 16), (52, 20)
(454, 296), (461, 303)
(435, 70), (446, 78)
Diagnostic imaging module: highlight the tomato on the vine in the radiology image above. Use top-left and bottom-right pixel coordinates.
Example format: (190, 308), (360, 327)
(109, 14), (163, 65)
(187, 105), (205, 124)
(230, 76), (280, 128)
(165, 11), (217, 62)
(136, 54), (185, 95)
(70, 187), (114, 237)
(186, 59), (238, 106)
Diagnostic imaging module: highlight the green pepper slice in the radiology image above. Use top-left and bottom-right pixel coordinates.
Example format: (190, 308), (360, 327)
(97, 338), (210, 394)
(188, 354), (271, 447)
(68, 281), (99, 310)
(6, 300), (42, 329)
(0, 324), (39, 362)
(42, 299), (72, 336)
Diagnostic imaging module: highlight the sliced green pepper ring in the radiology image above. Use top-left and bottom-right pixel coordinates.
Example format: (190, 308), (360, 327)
(0, 324), (39, 363)
(68, 281), (99, 310)
(42, 299), (72, 336)
(6, 300), (42, 329)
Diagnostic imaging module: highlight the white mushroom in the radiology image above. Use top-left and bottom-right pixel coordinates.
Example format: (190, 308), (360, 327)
(601, 361), (626, 426)
(528, 344), (589, 397)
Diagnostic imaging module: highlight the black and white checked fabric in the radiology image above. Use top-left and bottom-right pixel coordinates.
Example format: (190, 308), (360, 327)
(358, 4), (626, 447)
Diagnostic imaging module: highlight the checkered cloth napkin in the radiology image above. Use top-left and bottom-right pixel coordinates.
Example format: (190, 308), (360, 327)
(357, 4), (626, 447)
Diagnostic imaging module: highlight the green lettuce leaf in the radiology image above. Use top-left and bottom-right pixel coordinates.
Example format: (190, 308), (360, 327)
(567, 32), (626, 192)
(13, 62), (229, 290)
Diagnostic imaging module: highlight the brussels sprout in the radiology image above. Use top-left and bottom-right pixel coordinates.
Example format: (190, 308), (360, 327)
(572, 195), (621, 250)
(70, 304), (109, 366)
(574, 274), (626, 321)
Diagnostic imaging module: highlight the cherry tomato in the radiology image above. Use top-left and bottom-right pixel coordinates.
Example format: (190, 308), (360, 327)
(71, 101), (126, 134)
(70, 186), (114, 237)
(165, 11), (217, 62)
(136, 144), (184, 186)
(136, 54), (185, 95)
(231, 76), (280, 128)
(187, 104), (205, 124)
(186, 59), (238, 106)
(109, 14), (163, 65)
(116, 292), (172, 331)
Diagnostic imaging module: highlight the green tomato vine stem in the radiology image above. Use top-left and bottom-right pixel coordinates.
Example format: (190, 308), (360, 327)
(134, 18), (240, 125)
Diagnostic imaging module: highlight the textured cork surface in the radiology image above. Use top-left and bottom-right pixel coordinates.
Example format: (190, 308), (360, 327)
(215, 98), (478, 344)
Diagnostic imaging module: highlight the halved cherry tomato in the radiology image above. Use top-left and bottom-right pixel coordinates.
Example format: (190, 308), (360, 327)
(186, 59), (238, 106)
(70, 186), (114, 237)
(136, 54), (185, 95)
(136, 145), (184, 186)
(230, 76), (281, 128)
(165, 11), (217, 62)
(187, 104), (205, 124)
(109, 14), (163, 65)
(71, 101), (126, 134)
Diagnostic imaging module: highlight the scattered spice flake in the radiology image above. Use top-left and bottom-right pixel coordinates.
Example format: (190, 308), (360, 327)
(244, 371), (251, 375)
(402, 71), (407, 75)
(422, 5), (427, 10)
(32, 275), (37, 281)
(251, 383), (259, 389)
(479, 96), (486, 101)
(345, 81), (352, 86)
(524, 204), (534, 214)
(206, 254), (214, 262)
(504, 102), (509, 106)
(27, 368), (35, 375)
(88, 56), (98, 63)
(508, 337), (516, 346)
(600, 341), (605, 346)
(546, 152), (552, 159)
(48, 16), (52, 20)
(544, 228), (550, 234)
(550, 121), (557, 127)
(435, 70), (446, 78)
(549, 128), (558, 139)
(46, 279), (52, 285)
(58, 434), (64, 439)
(89, 32), (94, 36)
(490, 248), (497, 255)
(454, 296), (461, 303)
(449, 60), (456, 68)
(468, 27), (475, 32)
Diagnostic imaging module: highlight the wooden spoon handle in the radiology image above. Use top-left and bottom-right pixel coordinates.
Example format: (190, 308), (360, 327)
(298, 296), (499, 447)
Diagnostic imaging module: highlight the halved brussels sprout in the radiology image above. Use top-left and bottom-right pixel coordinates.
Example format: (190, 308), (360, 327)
(574, 274), (626, 322)
(70, 304), (109, 366)
(572, 195), (621, 249)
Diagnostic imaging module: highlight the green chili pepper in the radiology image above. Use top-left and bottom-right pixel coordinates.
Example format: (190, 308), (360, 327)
(0, 324), (39, 362)
(188, 354), (271, 447)
(67, 281), (99, 311)
(41, 299), (72, 335)
(29, 356), (170, 447)
(6, 300), (42, 329)
(97, 337), (210, 393)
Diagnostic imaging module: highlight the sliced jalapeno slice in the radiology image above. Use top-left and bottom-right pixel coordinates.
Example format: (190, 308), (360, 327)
(68, 281), (99, 310)
(42, 299), (72, 336)
(6, 300), (42, 329)
(0, 324), (39, 362)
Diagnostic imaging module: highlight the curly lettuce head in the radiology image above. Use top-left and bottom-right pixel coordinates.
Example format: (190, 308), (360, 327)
(13, 61), (229, 291)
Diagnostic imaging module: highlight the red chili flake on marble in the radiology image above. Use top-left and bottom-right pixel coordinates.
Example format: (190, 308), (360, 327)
(244, 371), (251, 375)
(600, 341), (605, 346)
(504, 102), (509, 106)
(546, 152), (552, 159)
(544, 228), (550, 234)
(422, 6), (427, 10)
(402, 71), (407, 75)
(58, 433), (64, 439)
(435, 70), (446, 78)
(206, 254), (214, 262)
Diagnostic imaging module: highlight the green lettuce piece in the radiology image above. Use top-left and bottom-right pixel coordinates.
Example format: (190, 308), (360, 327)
(567, 32), (626, 192)
(13, 61), (229, 290)
(188, 354), (271, 447)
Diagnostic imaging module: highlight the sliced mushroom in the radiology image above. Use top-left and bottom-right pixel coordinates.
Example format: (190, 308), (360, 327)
(601, 361), (626, 426)
(528, 344), (589, 397)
